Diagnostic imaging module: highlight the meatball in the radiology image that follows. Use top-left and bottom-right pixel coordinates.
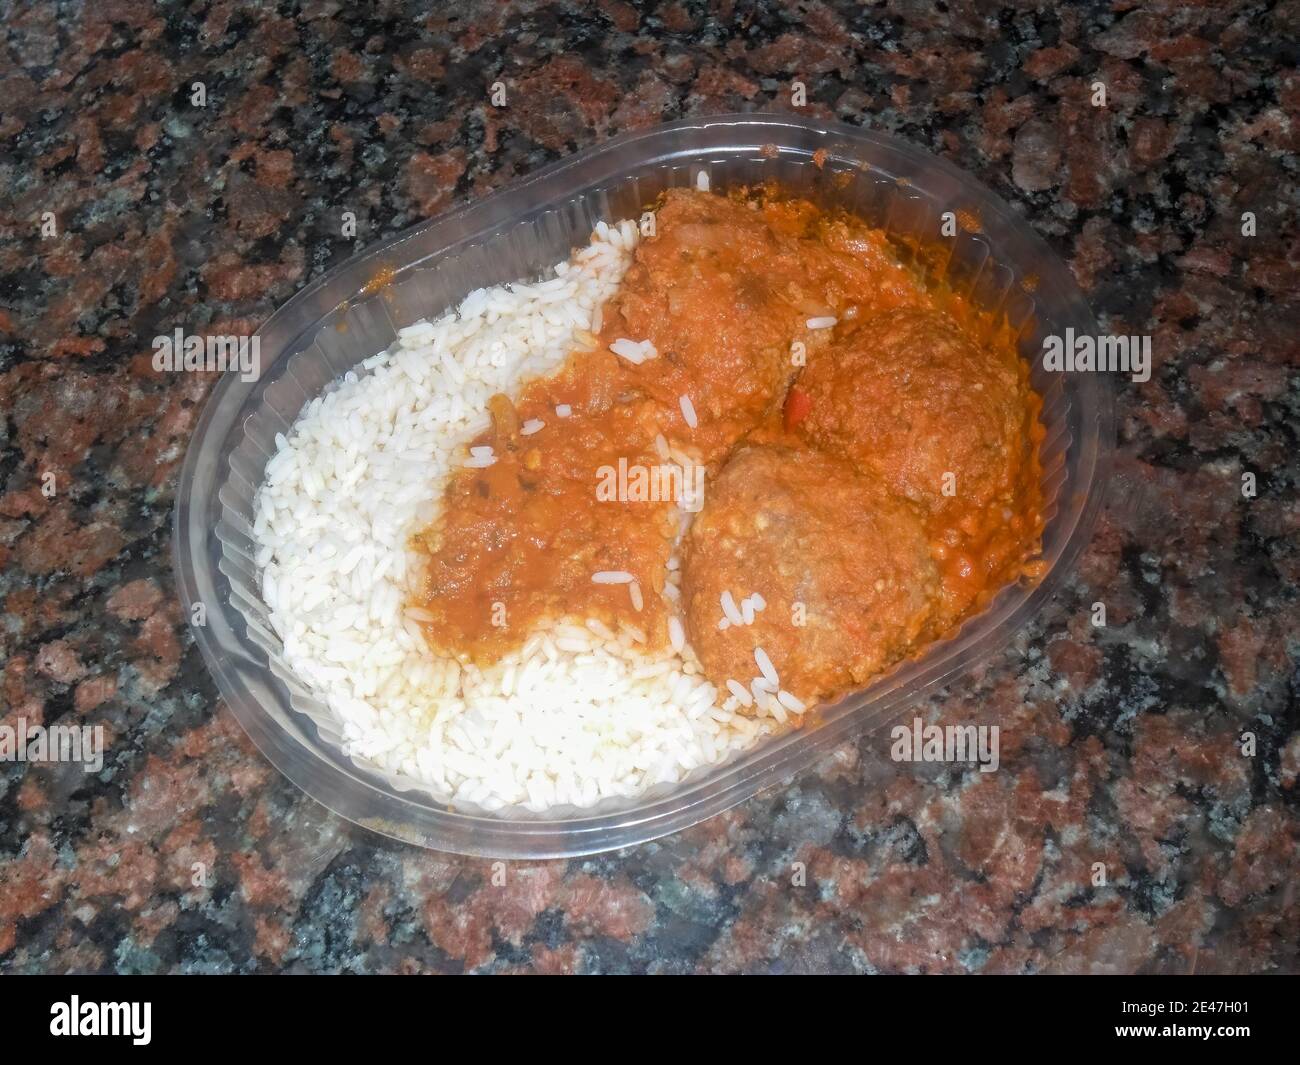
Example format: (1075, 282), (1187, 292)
(681, 444), (940, 708)
(613, 191), (823, 466)
(798, 308), (1033, 514)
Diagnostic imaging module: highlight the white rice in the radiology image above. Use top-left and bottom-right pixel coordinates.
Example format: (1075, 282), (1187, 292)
(726, 679), (753, 706)
(252, 222), (771, 813)
(720, 590), (743, 626)
(592, 570), (634, 585)
(610, 337), (657, 364)
(777, 689), (806, 714)
(679, 394), (698, 429)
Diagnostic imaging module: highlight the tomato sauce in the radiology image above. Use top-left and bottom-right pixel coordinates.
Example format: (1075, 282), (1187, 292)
(411, 186), (1046, 685)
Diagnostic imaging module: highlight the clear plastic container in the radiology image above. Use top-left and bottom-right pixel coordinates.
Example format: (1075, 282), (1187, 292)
(173, 114), (1113, 857)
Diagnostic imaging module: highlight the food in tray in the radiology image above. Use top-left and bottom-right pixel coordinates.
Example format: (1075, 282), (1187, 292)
(253, 185), (1044, 811)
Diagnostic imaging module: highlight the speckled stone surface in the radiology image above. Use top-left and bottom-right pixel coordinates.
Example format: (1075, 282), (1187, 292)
(1, 1), (1297, 974)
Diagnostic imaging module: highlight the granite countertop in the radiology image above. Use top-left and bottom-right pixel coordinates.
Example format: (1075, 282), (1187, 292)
(1, 1), (1296, 974)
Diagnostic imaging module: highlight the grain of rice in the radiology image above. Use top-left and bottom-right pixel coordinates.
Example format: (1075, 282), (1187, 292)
(806, 316), (838, 330)
(586, 617), (617, 642)
(777, 689), (806, 714)
(520, 418), (545, 435)
(555, 404), (572, 417)
(592, 570), (634, 584)
(629, 580), (644, 612)
(679, 394), (698, 429)
(726, 679), (753, 706)
(754, 646), (778, 686)
(668, 616), (685, 653)
(610, 338), (647, 364)
(720, 590), (743, 625)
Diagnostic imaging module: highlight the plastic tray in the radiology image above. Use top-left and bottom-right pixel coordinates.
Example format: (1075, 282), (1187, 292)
(173, 113), (1113, 857)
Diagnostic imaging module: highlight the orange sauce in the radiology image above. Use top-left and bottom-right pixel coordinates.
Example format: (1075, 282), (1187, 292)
(410, 187), (1046, 682)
